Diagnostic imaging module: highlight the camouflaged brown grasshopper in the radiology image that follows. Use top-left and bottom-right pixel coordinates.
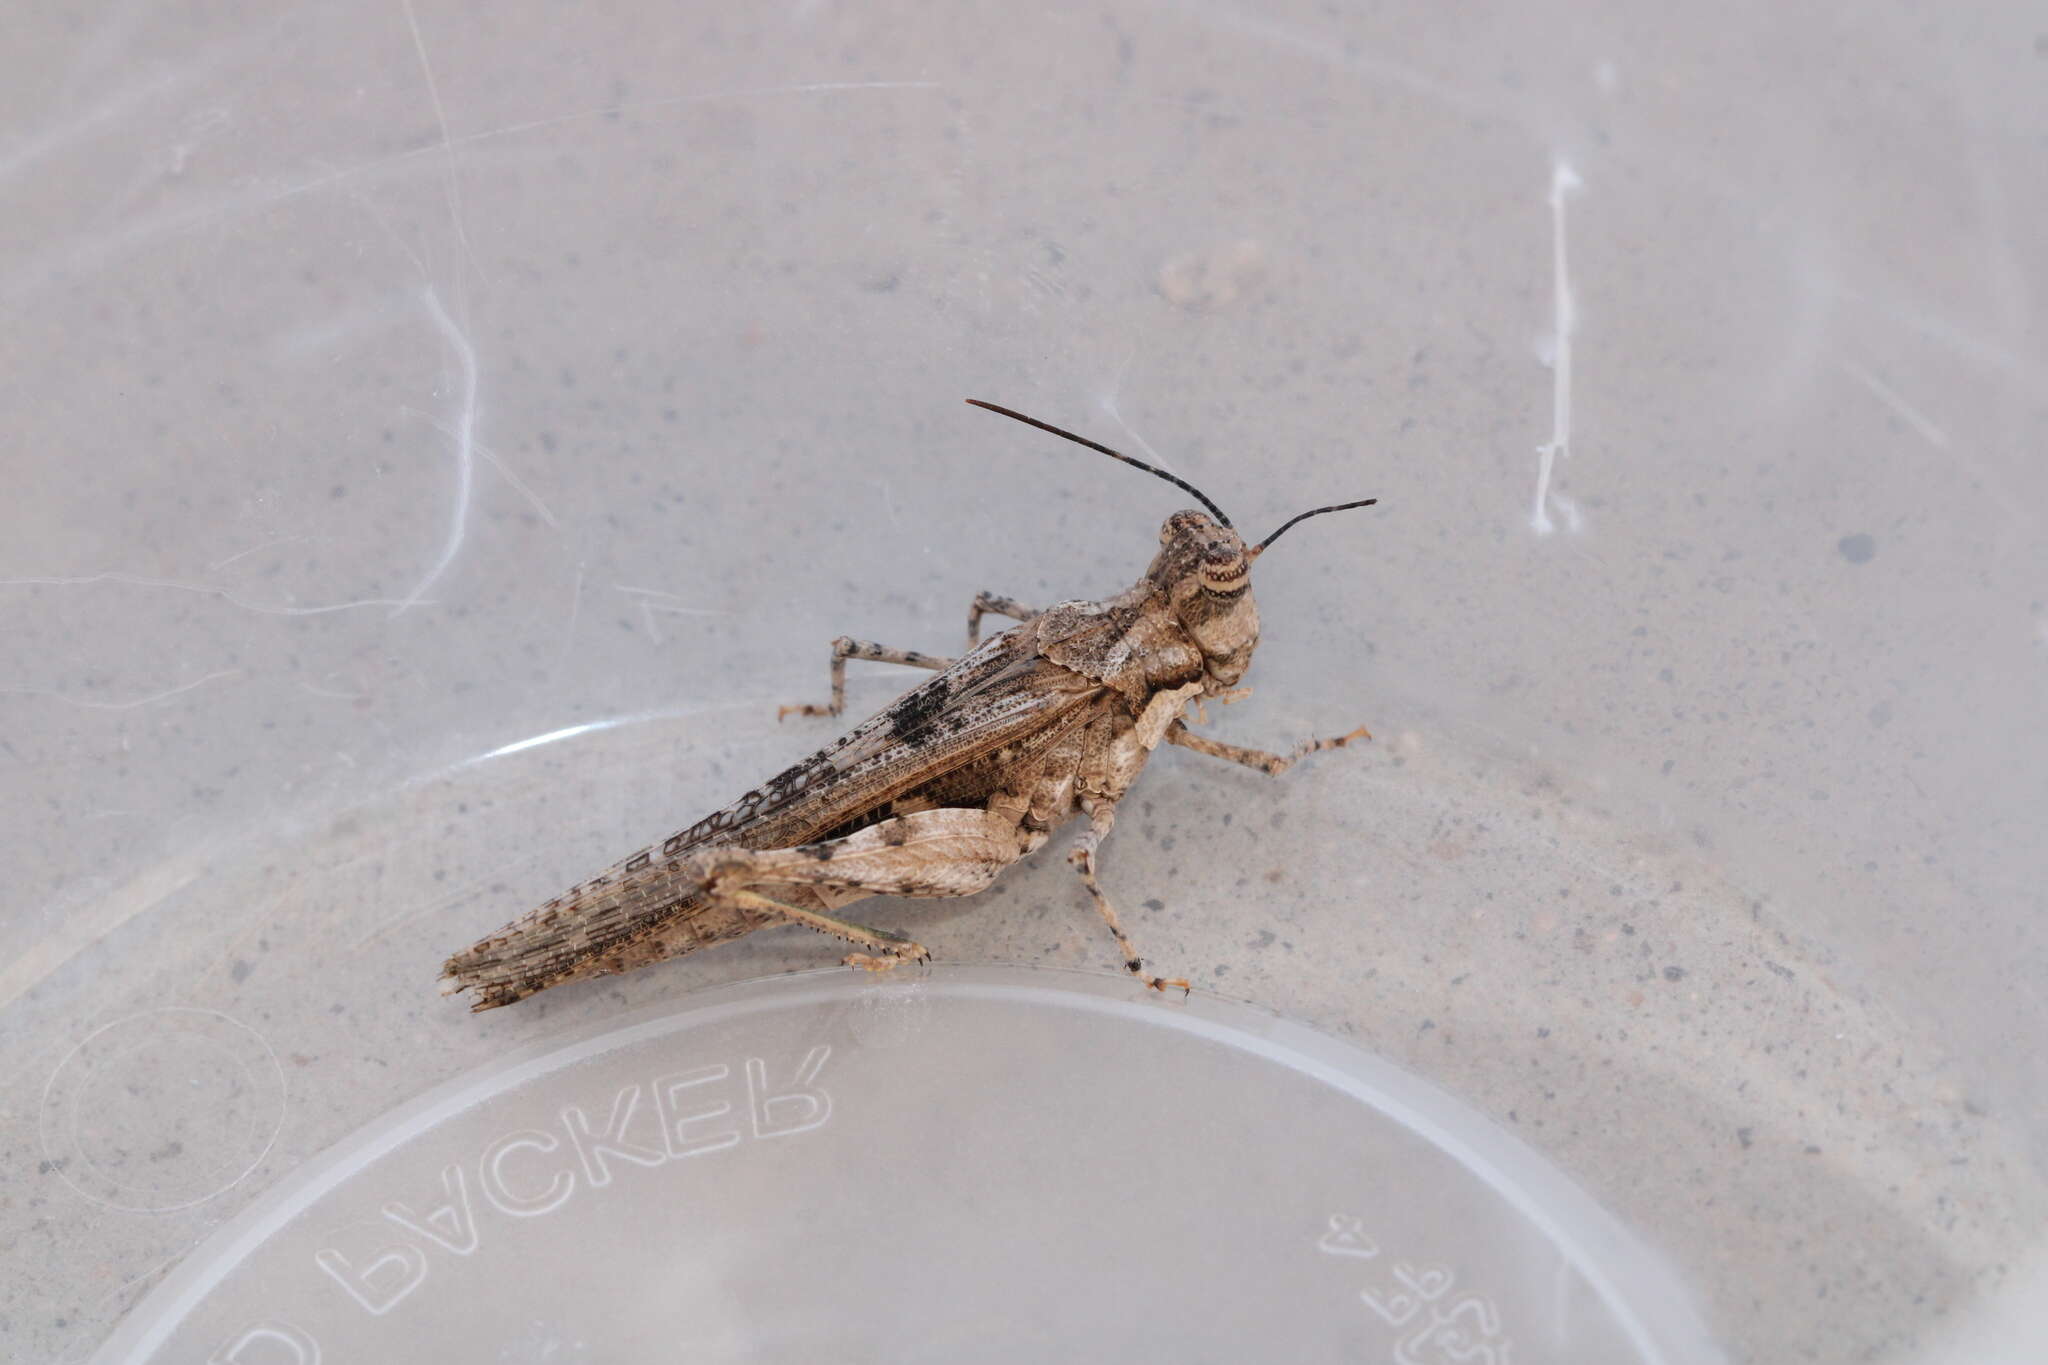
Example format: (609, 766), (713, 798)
(440, 400), (1376, 1010)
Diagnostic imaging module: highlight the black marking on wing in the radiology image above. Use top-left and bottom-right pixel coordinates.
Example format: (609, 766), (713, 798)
(650, 631), (1054, 858)
(887, 672), (953, 737)
(687, 750), (839, 845)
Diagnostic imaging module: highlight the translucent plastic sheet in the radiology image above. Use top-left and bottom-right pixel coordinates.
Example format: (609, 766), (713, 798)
(90, 970), (1719, 1362)
(6, 3), (2044, 1361)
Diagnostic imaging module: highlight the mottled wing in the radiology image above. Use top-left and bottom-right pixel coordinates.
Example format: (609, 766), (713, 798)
(440, 627), (1104, 1006)
(655, 630), (1079, 854)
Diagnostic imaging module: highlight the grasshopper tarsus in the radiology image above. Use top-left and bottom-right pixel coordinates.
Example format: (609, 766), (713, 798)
(440, 402), (1379, 1010)
(843, 941), (935, 973)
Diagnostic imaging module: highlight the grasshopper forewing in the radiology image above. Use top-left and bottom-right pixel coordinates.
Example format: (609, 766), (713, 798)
(439, 401), (1377, 1010)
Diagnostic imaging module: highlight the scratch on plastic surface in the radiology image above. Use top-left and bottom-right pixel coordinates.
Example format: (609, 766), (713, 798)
(269, 290), (423, 363)
(476, 443), (558, 527)
(207, 536), (315, 572)
(0, 30), (259, 188)
(1836, 358), (1951, 449)
(1180, 0), (1493, 119)
(1940, 31), (2034, 376)
(393, 286), (480, 615)
(476, 719), (620, 763)
(1836, 351), (2029, 527)
(558, 563), (587, 668)
(399, 0), (487, 290)
(411, 81), (943, 155)
(247, 81), (942, 222)
(352, 876), (494, 949)
(1833, 282), (2044, 393)
(407, 406), (557, 527)
(1532, 160), (1584, 536)
(615, 584), (734, 645)
(2, 82), (939, 303)
(76, 1242), (193, 1346)
(0, 571), (418, 615)
(0, 668), (241, 710)
(613, 585), (731, 612)
(264, 81), (945, 214)
(467, 702), (756, 767)
(298, 678), (368, 701)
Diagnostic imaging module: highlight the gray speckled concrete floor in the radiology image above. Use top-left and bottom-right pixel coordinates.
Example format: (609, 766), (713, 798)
(5, 3), (2046, 1362)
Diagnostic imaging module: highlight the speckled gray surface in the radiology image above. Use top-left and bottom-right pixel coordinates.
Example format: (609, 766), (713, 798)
(5, 2), (2046, 1362)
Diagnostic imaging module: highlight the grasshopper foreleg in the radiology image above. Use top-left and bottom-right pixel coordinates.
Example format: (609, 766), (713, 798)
(778, 636), (957, 721)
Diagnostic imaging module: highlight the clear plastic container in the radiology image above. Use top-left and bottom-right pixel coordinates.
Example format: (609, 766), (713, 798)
(6, 3), (2042, 1362)
(86, 969), (1719, 1362)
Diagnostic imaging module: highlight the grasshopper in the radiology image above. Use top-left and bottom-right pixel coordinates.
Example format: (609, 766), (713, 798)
(440, 400), (1376, 1010)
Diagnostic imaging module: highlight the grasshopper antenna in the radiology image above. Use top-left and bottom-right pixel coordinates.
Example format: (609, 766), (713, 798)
(1250, 499), (1379, 558)
(966, 399), (1234, 529)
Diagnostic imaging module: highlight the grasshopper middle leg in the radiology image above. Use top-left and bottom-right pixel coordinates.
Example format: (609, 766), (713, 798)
(1165, 719), (1371, 776)
(1067, 798), (1189, 995)
(779, 636), (956, 720)
(966, 592), (1039, 647)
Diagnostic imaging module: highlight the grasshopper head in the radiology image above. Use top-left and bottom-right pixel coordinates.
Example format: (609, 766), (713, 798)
(962, 400), (1377, 693)
(1153, 509), (1259, 689)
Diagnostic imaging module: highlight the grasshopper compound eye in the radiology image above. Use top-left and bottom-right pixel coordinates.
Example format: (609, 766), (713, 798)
(1160, 508), (1216, 545)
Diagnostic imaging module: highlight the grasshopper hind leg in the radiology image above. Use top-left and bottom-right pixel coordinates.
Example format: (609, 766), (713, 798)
(724, 889), (931, 972)
(694, 805), (1031, 972)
